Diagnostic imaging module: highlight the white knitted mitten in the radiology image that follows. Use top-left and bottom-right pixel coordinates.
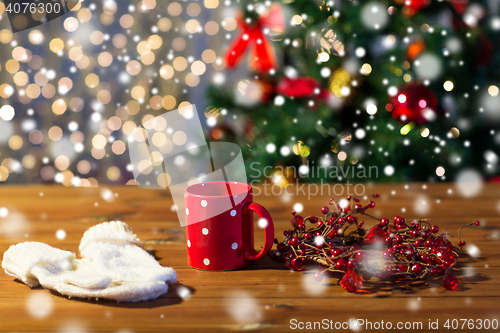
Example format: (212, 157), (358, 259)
(2, 242), (110, 289)
(2, 222), (177, 302)
(79, 221), (177, 284)
(2, 242), (169, 302)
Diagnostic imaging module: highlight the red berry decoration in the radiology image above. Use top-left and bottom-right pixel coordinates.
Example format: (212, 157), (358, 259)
(274, 194), (479, 293)
(443, 275), (458, 290)
(340, 269), (362, 293)
(335, 258), (347, 271)
(289, 237), (301, 247)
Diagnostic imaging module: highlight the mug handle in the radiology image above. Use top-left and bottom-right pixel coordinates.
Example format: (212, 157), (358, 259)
(243, 202), (275, 261)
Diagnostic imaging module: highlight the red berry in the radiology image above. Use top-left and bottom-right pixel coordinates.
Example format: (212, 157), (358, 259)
(474, 221), (481, 226)
(373, 193), (380, 198)
(316, 220), (324, 228)
(361, 272), (372, 280)
(415, 240), (422, 247)
(304, 233), (313, 241)
(358, 228), (366, 236)
(338, 217), (346, 224)
(328, 229), (338, 238)
(347, 260), (357, 269)
(295, 215), (304, 225)
(335, 258), (347, 271)
(421, 230), (430, 239)
(347, 216), (355, 223)
(430, 225), (439, 233)
(277, 243), (285, 251)
(412, 263), (423, 275)
(314, 272), (323, 281)
(377, 269), (388, 279)
(332, 249), (344, 257)
(309, 216), (318, 223)
(291, 210), (296, 215)
(443, 275), (458, 290)
(368, 200), (375, 208)
(291, 258), (301, 268)
(321, 206), (329, 214)
(290, 237), (301, 247)
(380, 218), (389, 226)
(355, 251), (367, 262)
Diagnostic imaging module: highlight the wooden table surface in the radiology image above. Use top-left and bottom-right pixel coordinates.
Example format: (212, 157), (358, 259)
(0, 183), (499, 332)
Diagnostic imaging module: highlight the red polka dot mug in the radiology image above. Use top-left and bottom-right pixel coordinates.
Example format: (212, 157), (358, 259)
(184, 181), (274, 270)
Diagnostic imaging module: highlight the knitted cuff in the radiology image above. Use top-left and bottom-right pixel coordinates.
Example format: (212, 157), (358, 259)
(1, 242), (75, 288)
(79, 221), (143, 253)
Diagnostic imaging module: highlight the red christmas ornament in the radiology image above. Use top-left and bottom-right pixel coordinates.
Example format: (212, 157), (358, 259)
(340, 268), (362, 293)
(401, 0), (468, 17)
(402, 0), (431, 17)
(276, 77), (320, 98)
(225, 4), (284, 73)
(388, 83), (439, 125)
(442, 275), (458, 290)
(450, 0), (469, 14)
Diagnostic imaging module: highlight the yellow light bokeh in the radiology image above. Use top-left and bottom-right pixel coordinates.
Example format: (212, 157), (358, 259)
(173, 57), (188, 71)
(111, 140), (126, 155)
(160, 64), (174, 79)
(26, 84), (41, 99)
(488, 85), (499, 97)
(90, 31), (104, 45)
(107, 166), (121, 181)
(202, 49), (216, 63)
(168, 2), (182, 15)
(13, 71), (29, 86)
(98, 52), (113, 67)
(205, 21), (219, 35)
(162, 95), (177, 110)
(204, 0), (219, 9)
(157, 18), (172, 32)
(49, 38), (64, 53)
(131, 86), (146, 100)
(6, 59), (20, 73)
(92, 134), (107, 149)
(48, 126), (63, 141)
(85, 73), (100, 88)
(8, 135), (23, 150)
(28, 30), (44, 45)
(0, 29), (13, 44)
(126, 60), (142, 75)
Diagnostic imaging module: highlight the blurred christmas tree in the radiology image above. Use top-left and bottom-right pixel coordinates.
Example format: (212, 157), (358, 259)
(207, 0), (500, 183)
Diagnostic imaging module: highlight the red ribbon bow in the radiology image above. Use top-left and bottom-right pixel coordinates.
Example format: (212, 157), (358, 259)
(225, 4), (284, 73)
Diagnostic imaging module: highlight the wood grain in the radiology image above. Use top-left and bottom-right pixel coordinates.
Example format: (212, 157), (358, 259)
(0, 183), (499, 332)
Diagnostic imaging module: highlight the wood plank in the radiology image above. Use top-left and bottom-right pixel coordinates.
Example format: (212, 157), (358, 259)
(0, 183), (499, 332)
